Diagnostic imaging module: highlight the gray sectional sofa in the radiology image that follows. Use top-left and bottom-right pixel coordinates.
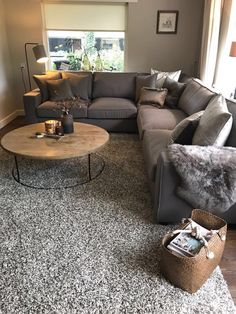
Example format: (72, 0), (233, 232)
(23, 71), (236, 224)
(24, 71), (138, 133)
(138, 77), (236, 224)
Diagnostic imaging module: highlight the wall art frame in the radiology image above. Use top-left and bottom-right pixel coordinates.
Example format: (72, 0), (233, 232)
(156, 10), (179, 34)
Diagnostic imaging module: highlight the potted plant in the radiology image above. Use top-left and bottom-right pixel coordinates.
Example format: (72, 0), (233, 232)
(55, 97), (89, 134)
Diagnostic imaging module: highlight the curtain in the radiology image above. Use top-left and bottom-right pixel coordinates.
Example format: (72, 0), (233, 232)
(200, 0), (236, 95)
(213, 0), (236, 96)
(199, 0), (223, 86)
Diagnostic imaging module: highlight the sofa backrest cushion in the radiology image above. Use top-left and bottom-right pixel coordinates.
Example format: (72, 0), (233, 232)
(92, 72), (137, 100)
(33, 71), (61, 102)
(178, 78), (215, 115)
(61, 71), (92, 100)
(226, 98), (236, 147)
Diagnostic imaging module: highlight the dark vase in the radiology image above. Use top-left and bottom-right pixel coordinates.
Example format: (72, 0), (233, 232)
(62, 112), (74, 134)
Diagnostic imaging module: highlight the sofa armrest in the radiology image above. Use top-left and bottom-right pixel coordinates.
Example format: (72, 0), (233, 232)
(154, 150), (191, 223)
(23, 89), (41, 123)
(154, 149), (236, 224)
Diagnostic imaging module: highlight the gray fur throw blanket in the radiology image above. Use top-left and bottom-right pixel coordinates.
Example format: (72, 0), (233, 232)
(167, 144), (236, 214)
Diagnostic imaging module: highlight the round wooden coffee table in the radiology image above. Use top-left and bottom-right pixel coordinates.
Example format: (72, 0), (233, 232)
(1, 122), (109, 189)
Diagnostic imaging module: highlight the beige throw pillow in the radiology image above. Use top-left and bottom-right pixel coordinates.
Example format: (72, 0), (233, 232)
(192, 95), (233, 146)
(138, 87), (168, 108)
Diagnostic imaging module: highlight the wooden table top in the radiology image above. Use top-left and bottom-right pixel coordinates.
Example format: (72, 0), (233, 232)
(1, 122), (109, 160)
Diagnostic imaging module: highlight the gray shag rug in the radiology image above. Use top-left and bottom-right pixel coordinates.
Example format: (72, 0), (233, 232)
(0, 134), (235, 314)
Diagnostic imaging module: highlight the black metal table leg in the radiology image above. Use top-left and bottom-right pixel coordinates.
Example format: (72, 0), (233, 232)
(14, 155), (20, 182)
(88, 154), (92, 181)
(10, 153), (105, 189)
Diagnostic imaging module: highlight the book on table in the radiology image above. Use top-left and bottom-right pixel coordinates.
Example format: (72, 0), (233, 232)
(167, 220), (210, 257)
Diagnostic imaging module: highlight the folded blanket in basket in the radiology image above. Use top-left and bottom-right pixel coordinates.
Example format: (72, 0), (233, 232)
(167, 144), (236, 214)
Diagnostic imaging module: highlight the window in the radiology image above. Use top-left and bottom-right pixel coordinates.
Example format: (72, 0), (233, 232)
(47, 31), (125, 71)
(43, 3), (126, 71)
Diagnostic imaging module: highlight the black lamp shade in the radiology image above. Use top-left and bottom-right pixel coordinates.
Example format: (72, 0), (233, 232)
(33, 44), (48, 63)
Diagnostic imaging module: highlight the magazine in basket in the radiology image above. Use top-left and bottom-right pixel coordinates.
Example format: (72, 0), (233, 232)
(167, 221), (211, 257)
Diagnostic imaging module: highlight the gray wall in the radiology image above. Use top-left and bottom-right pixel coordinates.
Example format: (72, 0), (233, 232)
(0, 0), (16, 126)
(1, 0), (204, 121)
(127, 0), (204, 75)
(3, 0), (45, 113)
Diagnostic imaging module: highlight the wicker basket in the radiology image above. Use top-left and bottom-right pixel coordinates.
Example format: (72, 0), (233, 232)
(160, 209), (227, 293)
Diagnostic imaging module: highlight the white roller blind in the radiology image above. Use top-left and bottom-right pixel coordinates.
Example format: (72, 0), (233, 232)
(43, 3), (126, 31)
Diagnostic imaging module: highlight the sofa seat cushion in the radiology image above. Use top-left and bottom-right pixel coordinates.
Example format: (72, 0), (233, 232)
(37, 101), (88, 118)
(88, 98), (137, 119)
(137, 105), (187, 140)
(143, 129), (172, 182)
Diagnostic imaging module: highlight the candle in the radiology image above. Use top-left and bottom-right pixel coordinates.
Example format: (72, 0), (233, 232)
(44, 120), (59, 135)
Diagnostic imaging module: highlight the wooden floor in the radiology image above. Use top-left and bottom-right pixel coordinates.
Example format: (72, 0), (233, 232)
(220, 227), (236, 303)
(0, 117), (236, 304)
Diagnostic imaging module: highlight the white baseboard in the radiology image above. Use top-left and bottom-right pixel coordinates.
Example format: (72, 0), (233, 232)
(0, 110), (25, 129)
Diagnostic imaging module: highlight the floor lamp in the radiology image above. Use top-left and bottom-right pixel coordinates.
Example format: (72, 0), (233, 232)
(24, 43), (48, 91)
(229, 41), (236, 99)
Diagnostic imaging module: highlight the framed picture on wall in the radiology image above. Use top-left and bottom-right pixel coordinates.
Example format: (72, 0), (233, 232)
(156, 10), (179, 34)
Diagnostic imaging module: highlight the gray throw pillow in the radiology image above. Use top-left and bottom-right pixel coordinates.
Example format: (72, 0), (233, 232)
(61, 72), (91, 100)
(138, 87), (168, 108)
(163, 77), (186, 108)
(47, 78), (74, 101)
(151, 69), (181, 88)
(33, 71), (61, 102)
(169, 111), (204, 145)
(135, 74), (157, 102)
(192, 95), (233, 146)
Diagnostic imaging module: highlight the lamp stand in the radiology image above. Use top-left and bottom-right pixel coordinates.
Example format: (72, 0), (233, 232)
(24, 42), (38, 91)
